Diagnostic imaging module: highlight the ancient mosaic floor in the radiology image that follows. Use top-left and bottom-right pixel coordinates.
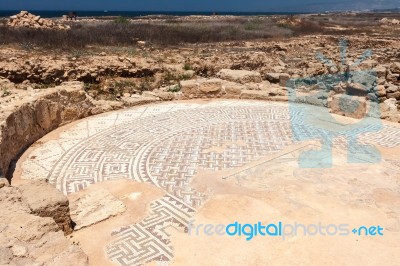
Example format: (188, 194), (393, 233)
(16, 100), (400, 265)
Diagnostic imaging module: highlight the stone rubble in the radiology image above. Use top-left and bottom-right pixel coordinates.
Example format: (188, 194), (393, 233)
(7, 11), (70, 30)
(380, 17), (400, 25)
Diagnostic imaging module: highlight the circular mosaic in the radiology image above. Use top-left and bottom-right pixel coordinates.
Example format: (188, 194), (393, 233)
(18, 100), (400, 266)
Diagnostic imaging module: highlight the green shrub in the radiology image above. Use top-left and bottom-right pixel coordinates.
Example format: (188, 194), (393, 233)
(114, 16), (129, 24)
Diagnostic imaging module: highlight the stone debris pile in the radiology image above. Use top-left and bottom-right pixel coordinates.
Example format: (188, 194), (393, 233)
(276, 17), (302, 26)
(380, 18), (400, 25)
(7, 11), (70, 30)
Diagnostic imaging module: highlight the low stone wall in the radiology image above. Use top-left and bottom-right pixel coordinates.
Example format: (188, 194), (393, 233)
(0, 82), (98, 178)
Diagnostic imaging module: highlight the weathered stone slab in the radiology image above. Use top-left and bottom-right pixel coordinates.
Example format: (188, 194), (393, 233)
(217, 69), (262, 84)
(330, 94), (367, 119)
(70, 188), (126, 230)
(18, 180), (74, 235)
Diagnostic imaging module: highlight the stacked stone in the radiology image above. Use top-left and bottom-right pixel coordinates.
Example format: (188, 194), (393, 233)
(7, 11), (70, 30)
(373, 62), (400, 104)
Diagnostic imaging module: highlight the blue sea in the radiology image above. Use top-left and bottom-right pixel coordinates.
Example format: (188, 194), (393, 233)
(0, 10), (305, 18)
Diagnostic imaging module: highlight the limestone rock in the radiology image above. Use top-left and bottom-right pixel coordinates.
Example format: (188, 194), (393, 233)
(70, 188), (126, 230)
(387, 73), (400, 83)
(240, 90), (270, 100)
(380, 17), (391, 24)
(0, 247), (13, 265)
(390, 62), (400, 74)
(383, 98), (398, 112)
(180, 78), (222, 98)
(0, 178), (9, 188)
(90, 100), (124, 114)
(0, 184), (88, 266)
(386, 84), (399, 93)
(374, 85), (387, 97)
(180, 79), (199, 95)
(350, 72), (376, 87)
(221, 81), (246, 98)
(199, 78), (222, 93)
(217, 69), (262, 84)
(122, 95), (158, 107)
(279, 73), (290, 87)
(18, 180), (74, 235)
(387, 91), (400, 100)
(330, 94), (367, 119)
(268, 86), (287, 96)
(7, 11), (70, 30)
(265, 73), (280, 83)
(11, 245), (28, 257)
(141, 91), (160, 99)
(0, 82), (95, 178)
(346, 82), (370, 96)
(374, 65), (387, 78)
(45, 244), (89, 266)
(359, 59), (378, 69)
(154, 91), (175, 101)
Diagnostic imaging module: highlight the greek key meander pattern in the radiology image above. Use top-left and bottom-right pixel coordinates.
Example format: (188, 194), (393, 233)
(20, 101), (400, 266)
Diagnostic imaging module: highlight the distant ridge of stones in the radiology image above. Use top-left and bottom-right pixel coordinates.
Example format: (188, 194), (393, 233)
(7, 10), (70, 30)
(380, 18), (400, 25)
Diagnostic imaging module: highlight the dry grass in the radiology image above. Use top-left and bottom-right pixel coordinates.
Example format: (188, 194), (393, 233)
(0, 17), (291, 49)
(0, 13), (397, 50)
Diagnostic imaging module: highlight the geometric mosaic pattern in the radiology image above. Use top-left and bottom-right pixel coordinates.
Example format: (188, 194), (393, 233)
(107, 195), (195, 265)
(19, 100), (400, 266)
